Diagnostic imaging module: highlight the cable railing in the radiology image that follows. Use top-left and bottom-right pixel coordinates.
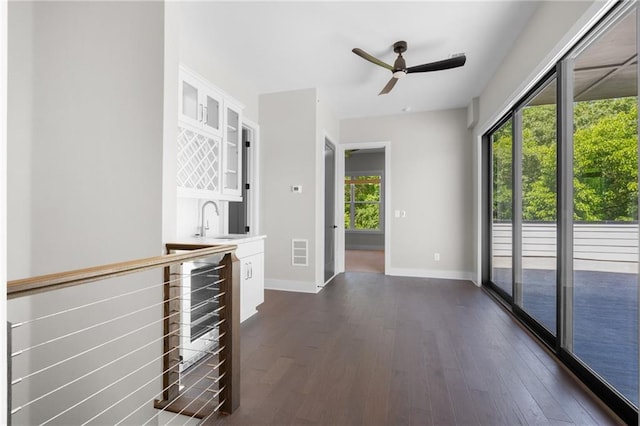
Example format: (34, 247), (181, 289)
(6, 244), (240, 425)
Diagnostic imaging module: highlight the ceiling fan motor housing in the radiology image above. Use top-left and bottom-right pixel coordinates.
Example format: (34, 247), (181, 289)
(393, 40), (408, 54)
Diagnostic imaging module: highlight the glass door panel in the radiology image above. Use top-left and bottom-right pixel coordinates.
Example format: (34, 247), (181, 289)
(204, 92), (220, 134)
(182, 81), (198, 121)
(519, 79), (558, 334)
(571, 8), (638, 406)
(491, 118), (513, 297)
(224, 107), (241, 194)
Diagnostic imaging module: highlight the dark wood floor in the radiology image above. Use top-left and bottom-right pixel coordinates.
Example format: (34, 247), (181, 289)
(209, 272), (624, 425)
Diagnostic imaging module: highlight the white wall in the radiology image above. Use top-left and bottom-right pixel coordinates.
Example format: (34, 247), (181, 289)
(259, 88), (339, 292)
(163, 1), (180, 245)
(472, 0), (615, 283)
(6, 2), (166, 423)
(24, 1), (165, 274)
(178, 2), (259, 123)
(341, 109), (473, 280)
(7, 1), (33, 279)
(260, 88), (318, 292)
(1, 0), (8, 420)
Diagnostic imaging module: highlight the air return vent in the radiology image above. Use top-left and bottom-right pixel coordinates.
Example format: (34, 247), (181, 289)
(291, 239), (308, 266)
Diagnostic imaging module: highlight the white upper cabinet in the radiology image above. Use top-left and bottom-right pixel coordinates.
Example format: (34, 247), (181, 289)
(179, 70), (223, 137)
(177, 65), (244, 201)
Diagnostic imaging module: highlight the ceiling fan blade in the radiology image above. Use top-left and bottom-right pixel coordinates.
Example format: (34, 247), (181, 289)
(352, 48), (394, 72)
(379, 77), (398, 95)
(405, 55), (466, 74)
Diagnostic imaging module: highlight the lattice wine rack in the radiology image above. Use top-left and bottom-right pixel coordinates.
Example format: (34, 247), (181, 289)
(177, 126), (221, 193)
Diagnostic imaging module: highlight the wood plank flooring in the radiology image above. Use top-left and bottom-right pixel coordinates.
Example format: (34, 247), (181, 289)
(209, 272), (624, 425)
(345, 250), (385, 273)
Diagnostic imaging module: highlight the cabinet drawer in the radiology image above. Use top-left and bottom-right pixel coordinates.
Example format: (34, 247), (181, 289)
(235, 239), (264, 259)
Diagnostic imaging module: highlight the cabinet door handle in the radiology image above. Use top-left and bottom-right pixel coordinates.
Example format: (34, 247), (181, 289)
(198, 104), (203, 122)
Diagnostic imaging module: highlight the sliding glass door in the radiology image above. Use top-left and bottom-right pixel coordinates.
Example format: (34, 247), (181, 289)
(568, 7), (638, 406)
(484, 3), (639, 419)
(519, 78), (558, 335)
(491, 118), (513, 298)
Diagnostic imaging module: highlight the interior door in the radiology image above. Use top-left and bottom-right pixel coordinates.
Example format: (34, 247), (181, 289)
(324, 139), (336, 282)
(229, 127), (250, 234)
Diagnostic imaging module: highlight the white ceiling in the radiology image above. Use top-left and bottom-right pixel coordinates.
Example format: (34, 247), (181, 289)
(180, 1), (540, 120)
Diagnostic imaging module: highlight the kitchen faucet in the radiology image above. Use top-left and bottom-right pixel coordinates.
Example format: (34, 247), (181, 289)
(200, 200), (220, 237)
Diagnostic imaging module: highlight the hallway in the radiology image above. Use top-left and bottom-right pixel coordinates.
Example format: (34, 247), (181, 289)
(345, 249), (384, 274)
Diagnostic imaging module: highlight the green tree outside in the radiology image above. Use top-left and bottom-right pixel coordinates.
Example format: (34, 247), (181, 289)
(493, 96), (638, 223)
(345, 175), (381, 230)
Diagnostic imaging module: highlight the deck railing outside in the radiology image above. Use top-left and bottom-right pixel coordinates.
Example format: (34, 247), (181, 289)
(6, 245), (240, 425)
(492, 222), (639, 272)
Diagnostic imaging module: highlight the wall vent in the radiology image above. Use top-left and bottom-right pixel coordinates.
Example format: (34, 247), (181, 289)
(291, 239), (309, 266)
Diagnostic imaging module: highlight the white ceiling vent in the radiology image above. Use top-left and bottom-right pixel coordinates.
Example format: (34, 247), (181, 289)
(292, 239), (308, 266)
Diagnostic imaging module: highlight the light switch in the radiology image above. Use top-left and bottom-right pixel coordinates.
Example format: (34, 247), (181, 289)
(292, 185), (302, 193)
(394, 210), (400, 218)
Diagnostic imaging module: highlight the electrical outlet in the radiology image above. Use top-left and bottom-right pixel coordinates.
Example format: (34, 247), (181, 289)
(434, 253), (440, 262)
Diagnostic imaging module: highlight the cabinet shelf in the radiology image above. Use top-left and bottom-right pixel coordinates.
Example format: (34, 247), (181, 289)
(227, 124), (238, 132)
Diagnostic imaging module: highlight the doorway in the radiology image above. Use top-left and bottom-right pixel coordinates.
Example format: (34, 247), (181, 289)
(228, 120), (258, 235)
(324, 139), (336, 283)
(344, 148), (386, 273)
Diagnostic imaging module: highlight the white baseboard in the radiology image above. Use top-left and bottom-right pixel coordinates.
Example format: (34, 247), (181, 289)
(387, 267), (474, 281)
(264, 278), (319, 294)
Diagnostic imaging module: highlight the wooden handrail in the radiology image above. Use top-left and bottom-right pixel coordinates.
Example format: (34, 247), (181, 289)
(7, 244), (237, 299)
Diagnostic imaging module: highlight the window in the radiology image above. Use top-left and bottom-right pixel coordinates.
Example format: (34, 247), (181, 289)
(344, 174), (382, 231)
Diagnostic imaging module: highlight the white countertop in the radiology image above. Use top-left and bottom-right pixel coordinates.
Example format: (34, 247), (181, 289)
(173, 234), (266, 246)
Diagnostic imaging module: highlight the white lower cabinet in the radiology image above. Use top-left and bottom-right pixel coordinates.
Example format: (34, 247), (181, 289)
(236, 239), (265, 322)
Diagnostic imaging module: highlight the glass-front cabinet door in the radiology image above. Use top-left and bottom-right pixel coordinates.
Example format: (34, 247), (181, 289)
(202, 89), (221, 135)
(179, 68), (222, 137)
(223, 102), (242, 198)
(179, 73), (201, 129)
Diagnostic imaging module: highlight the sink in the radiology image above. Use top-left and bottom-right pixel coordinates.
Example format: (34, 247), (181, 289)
(208, 234), (249, 241)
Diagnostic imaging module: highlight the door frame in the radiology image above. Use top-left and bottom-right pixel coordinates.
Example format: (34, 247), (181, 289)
(323, 137), (337, 285)
(337, 141), (391, 274)
(240, 118), (260, 235)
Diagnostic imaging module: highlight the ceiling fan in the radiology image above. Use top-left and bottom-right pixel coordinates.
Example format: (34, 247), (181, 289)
(352, 41), (466, 95)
